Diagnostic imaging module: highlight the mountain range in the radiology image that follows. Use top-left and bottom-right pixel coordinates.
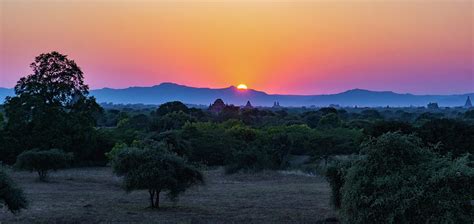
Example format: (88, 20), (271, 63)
(1, 83), (473, 107)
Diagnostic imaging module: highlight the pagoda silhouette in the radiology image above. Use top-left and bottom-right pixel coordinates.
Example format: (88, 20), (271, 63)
(209, 99), (226, 113)
(272, 101), (281, 108)
(465, 96), (472, 108)
(243, 100), (253, 109)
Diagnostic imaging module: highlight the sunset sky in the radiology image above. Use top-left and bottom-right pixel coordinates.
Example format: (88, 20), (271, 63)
(1, 0), (473, 94)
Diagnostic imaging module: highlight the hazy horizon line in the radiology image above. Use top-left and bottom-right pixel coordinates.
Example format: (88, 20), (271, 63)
(1, 82), (473, 96)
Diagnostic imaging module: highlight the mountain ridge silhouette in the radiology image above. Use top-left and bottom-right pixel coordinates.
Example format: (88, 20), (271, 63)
(1, 83), (473, 107)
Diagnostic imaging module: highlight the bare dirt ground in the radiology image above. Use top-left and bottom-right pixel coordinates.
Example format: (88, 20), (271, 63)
(1, 167), (336, 224)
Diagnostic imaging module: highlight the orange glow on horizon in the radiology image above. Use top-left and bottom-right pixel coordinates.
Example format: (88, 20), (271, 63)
(0, 1), (472, 94)
(237, 84), (248, 90)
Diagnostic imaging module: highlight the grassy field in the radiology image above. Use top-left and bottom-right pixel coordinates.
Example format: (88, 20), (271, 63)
(1, 167), (336, 223)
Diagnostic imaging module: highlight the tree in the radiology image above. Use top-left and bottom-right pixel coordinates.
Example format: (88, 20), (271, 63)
(325, 159), (351, 209)
(303, 112), (321, 128)
(0, 169), (27, 213)
(464, 110), (474, 119)
(225, 146), (272, 174)
(0, 112), (4, 128)
(366, 120), (414, 137)
(2, 52), (103, 163)
(156, 101), (189, 116)
(112, 148), (203, 208)
(339, 132), (474, 223)
(151, 111), (195, 131)
(218, 105), (240, 121)
(182, 122), (232, 166)
(310, 128), (364, 165)
(417, 119), (474, 156)
(105, 142), (129, 162)
(128, 114), (151, 130)
(319, 107), (338, 115)
(360, 109), (383, 120)
(155, 130), (191, 157)
(416, 112), (443, 123)
(15, 149), (73, 181)
(318, 113), (341, 128)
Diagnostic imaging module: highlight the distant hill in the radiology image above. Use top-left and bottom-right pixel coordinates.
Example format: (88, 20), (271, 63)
(0, 87), (14, 102)
(1, 83), (473, 107)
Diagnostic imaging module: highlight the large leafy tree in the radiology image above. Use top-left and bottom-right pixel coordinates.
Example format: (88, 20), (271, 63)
(2, 52), (103, 163)
(340, 132), (474, 223)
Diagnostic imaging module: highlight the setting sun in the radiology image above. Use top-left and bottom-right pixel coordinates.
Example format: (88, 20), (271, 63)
(237, 84), (248, 90)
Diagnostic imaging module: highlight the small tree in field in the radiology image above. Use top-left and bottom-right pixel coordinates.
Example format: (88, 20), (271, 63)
(15, 149), (73, 181)
(0, 169), (27, 213)
(112, 148), (203, 208)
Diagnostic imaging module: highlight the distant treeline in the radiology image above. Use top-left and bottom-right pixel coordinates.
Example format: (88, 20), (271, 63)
(2, 98), (474, 166)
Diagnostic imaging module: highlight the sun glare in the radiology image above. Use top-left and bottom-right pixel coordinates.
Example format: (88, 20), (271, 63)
(237, 84), (248, 90)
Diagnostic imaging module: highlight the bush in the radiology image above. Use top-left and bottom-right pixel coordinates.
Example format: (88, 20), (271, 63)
(112, 148), (203, 208)
(15, 149), (73, 181)
(105, 142), (128, 162)
(182, 122), (232, 166)
(225, 146), (272, 174)
(339, 132), (474, 223)
(156, 101), (189, 116)
(325, 160), (352, 209)
(318, 113), (341, 128)
(417, 119), (474, 156)
(0, 169), (27, 213)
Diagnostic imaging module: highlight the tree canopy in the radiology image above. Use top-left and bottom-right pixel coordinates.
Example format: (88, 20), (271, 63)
(112, 148), (204, 208)
(15, 149), (73, 181)
(339, 132), (474, 223)
(1, 52), (105, 164)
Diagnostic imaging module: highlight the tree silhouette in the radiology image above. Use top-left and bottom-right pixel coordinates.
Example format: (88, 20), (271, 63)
(2, 52), (103, 163)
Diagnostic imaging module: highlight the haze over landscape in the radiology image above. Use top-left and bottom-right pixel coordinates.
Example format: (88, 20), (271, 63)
(2, 1), (474, 223)
(1, 83), (473, 107)
(1, 1), (473, 95)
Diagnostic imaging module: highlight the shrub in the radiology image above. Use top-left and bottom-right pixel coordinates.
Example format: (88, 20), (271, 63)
(417, 119), (474, 156)
(15, 149), (73, 181)
(182, 122), (232, 166)
(151, 111), (195, 131)
(105, 142), (128, 162)
(112, 148), (203, 208)
(340, 132), (474, 223)
(318, 113), (341, 128)
(225, 146), (272, 174)
(156, 101), (189, 116)
(366, 120), (414, 137)
(0, 169), (27, 213)
(325, 160), (352, 209)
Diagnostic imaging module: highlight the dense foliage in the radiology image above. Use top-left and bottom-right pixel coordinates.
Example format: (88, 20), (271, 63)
(338, 133), (474, 223)
(15, 149), (73, 181)
(0, 52), (108, 164)
(112, 147), (203, 208)
(0, 169), (27, 213)
(325, 159), (351, 209)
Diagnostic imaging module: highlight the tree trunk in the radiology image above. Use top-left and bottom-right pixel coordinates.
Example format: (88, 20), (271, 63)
(148, 189), (155, 208)
(154, 190), (160, 209)
(38, 170), (47, 181)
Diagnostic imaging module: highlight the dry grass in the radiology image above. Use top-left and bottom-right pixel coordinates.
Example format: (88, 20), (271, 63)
(1, 167), (336, 223)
